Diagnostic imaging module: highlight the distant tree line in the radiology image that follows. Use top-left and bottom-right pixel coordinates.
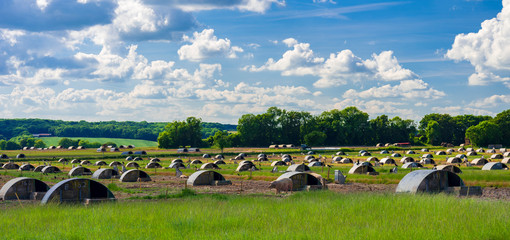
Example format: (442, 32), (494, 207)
(157, 107), (509, 149)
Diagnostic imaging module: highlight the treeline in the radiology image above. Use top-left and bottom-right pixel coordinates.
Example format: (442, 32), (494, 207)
(0, 119), (236, 142)
(157, 107), (509, 148)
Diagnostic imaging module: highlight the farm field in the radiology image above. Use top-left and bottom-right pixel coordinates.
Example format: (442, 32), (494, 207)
(1, 191), (510, 239)
(40, 137), (158, 148)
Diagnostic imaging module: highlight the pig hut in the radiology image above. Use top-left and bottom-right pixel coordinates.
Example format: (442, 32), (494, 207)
(19, 164), (35, 171)
(276, 172), (322, 191)
(120, 169), (151, 182)
(200, 163), (220, 170)
(271, 161), (286, 166)
(41, 178), (115, 204)
(68, 166), (93, 176)
(41, 166), (61, 174)
(400, 157), (415, 163)
(286, 164), (311, 172)
(380, 158), (396, 165)
(169, 162), (186, 169)
(126, 162), (140, 168)
(92, 168), (120, 179)
(3, 162), (20, 170)
(471, 158), (489, 166)
(447, 157), (462, 164)
(348, 164), (377, 174)
(214, 160), (226, 165)
(396, 170), (464, 194)
(308, 161), (324, 167)
(401, 162), (425, 169)
(187, 170), (232, 186)
(0, 177), (49, 200)
(145, 162), (162, 169)
(433, 165), (462, 174)
(190, 160), (203, 165)
(482, 162), (509, 171)
(236, 162), (258, 172)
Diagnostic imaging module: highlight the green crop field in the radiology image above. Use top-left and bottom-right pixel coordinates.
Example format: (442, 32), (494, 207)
(0, 191), (509, 239)
(40, 137), (158, 148)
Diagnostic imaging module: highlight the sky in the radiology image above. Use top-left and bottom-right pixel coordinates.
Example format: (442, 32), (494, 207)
(0, 0), (509, 124)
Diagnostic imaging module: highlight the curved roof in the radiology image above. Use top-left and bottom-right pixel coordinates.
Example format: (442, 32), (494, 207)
(286, 164), (310, 172)
(187, 170), (227, 186)
(396, 170), (464, 193)
(434, 165), (462, 173)
(200, 163), (220, 169)
(120, 169), (151, 182)
(91, 168), (119, 179)
(109, 161), (122, 167)
(348, 164), (376, 174)
(145, 162), (162, 168)
(447, 157), (462, 163)
(68, 166), (92, 176)
(202, 154), (211, 158)
(190, 160), (202, 164)
(470, 158), (488, 165)
(491, 154), (503, 159)
(482, 162), (508, 170)
(0, 177), (49, 200)
(169, 162), (185, 169)
(400, 157), (414, 163)
(236, 163), (257, 172)
(19, 164), (35, 171)
(95, 161), (107, 166)
(391, 153), (401, 157)
(3, 162), (20, 169)
(41, 178), (115, 204)
(380, 158), (395, 164)
(41, 166), (61, 173)
(271, 161), (286, 166)
(422, 154), (433, 158)
(308, 161), (324, 167)
(276, 172), (321, 190)
(126, 162), (139, 168)
(172, 159), (183, 164)
(435, 151), (446, 155)
(214, 160), (226, 165)
(401, 162), (424, 169)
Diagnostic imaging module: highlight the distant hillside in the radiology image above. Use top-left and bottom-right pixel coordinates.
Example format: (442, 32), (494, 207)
(0, 119), (237, 141)
(41, 137), (158, 148)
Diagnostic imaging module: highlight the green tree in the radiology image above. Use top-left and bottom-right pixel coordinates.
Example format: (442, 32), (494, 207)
(158, 117), (203, 148)
(426, 121), (440, 145)
(304, 131), (327, 147)
(34, 139), (46, 148)
(466, 120), (502, 147)
(58, 137), (75, 148)
(492, 109), (510, 146)
(213, 130), (230, 153)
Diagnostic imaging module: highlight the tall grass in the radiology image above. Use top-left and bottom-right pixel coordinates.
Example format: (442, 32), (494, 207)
(40, 137), (158, 147)
(0, 191), (509, 239)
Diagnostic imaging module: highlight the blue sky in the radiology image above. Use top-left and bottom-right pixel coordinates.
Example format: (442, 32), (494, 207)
(0, 0), (508, 123)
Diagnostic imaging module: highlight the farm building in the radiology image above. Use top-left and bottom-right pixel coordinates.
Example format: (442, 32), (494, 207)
(95, 161), (107, 166)
(234, 155), (244, 160)
(120, 169), (151, 182)
(282, 157), (292, 163)
(476, 148), (485, 153)
(396, 170), (464, 194)
(471, 158), (489, 166)
(487, 149), (497, 153)
(504, 152), (510, 157)
(391, 153), (401, 158)
(189, 148), (200, 152)
(308, 161), (324, 167)
(42, 166), (61, 174)
(202, 154), (211, 158)
(336, 151), (345, 155)
(366, 157), (379, 162)
(177, 148), (188, 153)
(41, 178), (115, 204)
(58, 158), (67, 163)
(16, 154), (25, 159)
(68, 146), (76, 150)
(359, 150), (367, 154)
(214, 160), (226, 165)
(0, 154), (8, 159)
(400, 157), (414, 163)
(340, 158), (353, 164)
(466, 148), (474, 152)
(68, 166), (93, 176)
(380, 150), (389, 154)
(287, 164), (310, 172)
(271, 161), (286, 166)
(307, 151), (315, 155)
(281, 154), (291, 159)
(187, 170), (231, 186)
(348, 164), (377, 174)
(422, 154), (433, 159)
(304, 155), (315, 161)
(169, 162), (186, 169)
(146, 162), (162, 168)
(126, 162), (139, 168)
(33, 165), (45, 172)
(276, 172), (323, 191)
(190, 160), (202, 164)
(236, 163), (258, 172)
(0, 177), (49, 200)
(80, 160), (91, 165)
(150, 158), (161, 163)
(501, 157), (510, 164)
(401, 162), (424, 169)
(501, 148), (507, 153)
(3, 162), (20, 169)
(19, 164), (35, 171)
(215, 154), (224, 159)
(200, 163), (220, 170)
(482, 162), (508, 170)
(361, 152), (371, 156)
(456, 154), (467, 159)
(171, 159), (183, 164)
(420, 158), (436, 164)
(70, 159), (80, 164)
(109, 161), (122, 167)
(458, 147), (465, 152)
(433, 165), (462, 173)
(133, 157), (143, 161)
(406, 150), (416, 154)
(421, 148), (429, 152)
(257, 157), (268, 161)
(466, 151), (477, 156)
(332, 156), (343, 163)
(435, 151), (446, 155)
(92, 168), (119, 179)
(446, 148), (455, 153)
(491, 154), (503, 159)
(380, 158), (396, 164)
(239, 160), (255, 167)
(122, 151), (133, 156)
(447, 157), (462, 164)
(134, 151), (147, 155)
(110, 147), (119, 152)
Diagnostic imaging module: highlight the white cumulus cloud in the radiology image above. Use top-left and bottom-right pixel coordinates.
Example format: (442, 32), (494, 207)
(178, 29), (244, 62)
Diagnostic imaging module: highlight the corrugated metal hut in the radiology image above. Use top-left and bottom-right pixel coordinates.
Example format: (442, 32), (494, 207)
(200, 163), (220, 170)
(348, 164), (376, 174)
(120, 169), (151, 182)
(433, 165), (462, 173)
(92, 168), (119, 179)
(187, 170), (231, 186)
(482, 162), (508, 170)
(286, 164), (310, 172)
(276, 172), (322, 191)
(0, 177), (49, 200)
(68, 166), (92, 176)
(41, 178), (115, 204)
(396, 170), (464, 194)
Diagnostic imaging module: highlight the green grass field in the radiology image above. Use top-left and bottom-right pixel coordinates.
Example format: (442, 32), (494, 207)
(40, 137), (158, 147)
(0, 191), (509, 239)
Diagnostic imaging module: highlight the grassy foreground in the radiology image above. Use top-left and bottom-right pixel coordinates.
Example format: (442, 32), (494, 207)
(40, 137), (158, 147)
(1, 191), (509, 239)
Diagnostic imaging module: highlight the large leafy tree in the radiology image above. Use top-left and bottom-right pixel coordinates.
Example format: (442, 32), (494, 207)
(157, 117), (203, 148)
(466, 120), (502, 147)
